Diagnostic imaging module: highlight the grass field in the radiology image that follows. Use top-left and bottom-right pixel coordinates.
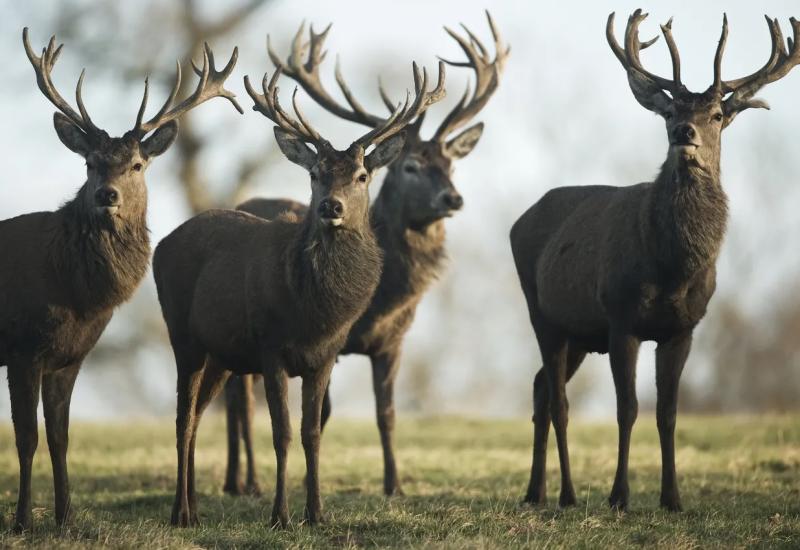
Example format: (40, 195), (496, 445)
(0, 415), (797, 548)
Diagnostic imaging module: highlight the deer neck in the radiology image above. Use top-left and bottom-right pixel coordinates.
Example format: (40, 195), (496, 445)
(647, 152), (728, 275)
(288, 210), (382, 331)
(371, 182), (447, 295)
(52, 186), (151, 315)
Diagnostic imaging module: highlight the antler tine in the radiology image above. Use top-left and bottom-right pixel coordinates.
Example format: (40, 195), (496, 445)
(22, 28), (99, 136)
(713, 14), (729, 89)
(334, 56), (386, 125)
(135, 43), (242, 136)
(623, 10), (676, 90)
(433, 11), (508, 141)
(244, 68), (323, 145)
(291, 87), (322, 142)
(660, 18), (681, 87)
(721, 16), (800, 104)
(75, 69), (100, 133)
(377, 76), (397, 113)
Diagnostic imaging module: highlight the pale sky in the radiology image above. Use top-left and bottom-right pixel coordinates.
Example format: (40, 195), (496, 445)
(2, 0), (800, 419)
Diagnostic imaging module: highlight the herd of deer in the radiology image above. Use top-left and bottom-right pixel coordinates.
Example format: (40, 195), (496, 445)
(1, 8), (797, 532)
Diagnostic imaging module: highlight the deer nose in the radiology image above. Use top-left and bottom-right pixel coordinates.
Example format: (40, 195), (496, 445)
(318, 198), (344, 219)
(94, 187), (120, 207)
(673, 123), (697, 143)
(442, 191), (464, 211)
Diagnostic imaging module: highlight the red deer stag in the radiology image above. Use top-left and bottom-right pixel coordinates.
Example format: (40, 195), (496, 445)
(511, 10), (800, 511)
(0, 29), (240, 531)
(223, 12), (508, 498)
(152, 56), (445, 526)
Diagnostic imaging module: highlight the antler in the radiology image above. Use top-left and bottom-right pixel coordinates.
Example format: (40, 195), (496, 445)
(606, 10), (677, 92)
(133, 42), (243, 137)
(244, 68), (326, 146)
(249, 38), (446, 150)
(720, 16), (800, 109)
(353, 61), (446, 148)
(432, 10), (510, 141)
(267, 21), (448, 144)
(22, 27), (101, 136)
(266, 22), (386, 128)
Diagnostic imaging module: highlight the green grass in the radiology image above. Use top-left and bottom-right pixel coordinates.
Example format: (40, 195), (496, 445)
(0, 415), (797, 548)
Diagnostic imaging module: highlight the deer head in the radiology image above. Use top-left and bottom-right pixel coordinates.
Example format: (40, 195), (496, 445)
(23, 29), (242, 224)
(245, 56), (446, 233)
(608, 10), (800, 173)
(268, 12), (508, 229)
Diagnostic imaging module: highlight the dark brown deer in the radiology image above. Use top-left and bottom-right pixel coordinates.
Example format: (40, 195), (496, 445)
(0, 30), (240, 532)
(222, 13), (508, 498)
(511, 10), (800, 512)
(153, 55), (445, 526)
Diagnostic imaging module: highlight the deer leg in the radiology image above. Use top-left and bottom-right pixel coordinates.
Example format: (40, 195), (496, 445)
(608, 328), (641, 511)
(525, 346), (585, 505)
(301, 361), (334, 524)
(524, 367), (550, 505)
(8, 361), (42, 532)
(320, 383), (332, 432)
(42, 362), (81, 526)
(240, 374), (261, 495)
(171, 352), (205, 527)
(371, 350), (403, 496)
(656, 332), (691, 512)
(186, 360), (230, 523)
(263, 366), (291, 528)
(223, 376), (244, 495)
(542, 336), (577, 507)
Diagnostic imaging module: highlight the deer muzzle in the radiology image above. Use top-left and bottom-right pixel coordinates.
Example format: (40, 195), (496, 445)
(317, 198), (344, 227)
(94, 187), (121, 215)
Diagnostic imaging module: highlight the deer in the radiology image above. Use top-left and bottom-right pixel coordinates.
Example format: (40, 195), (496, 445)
(0, 29), (241, 532)
(510, 10), (800, 512)
(221, 12), (508, 498)
(152, 48), (446, 526)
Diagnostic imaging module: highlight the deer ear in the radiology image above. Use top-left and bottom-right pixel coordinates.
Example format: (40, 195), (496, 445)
(141, 121), (179, 158)
(53, 112), (91, 157)
(627, 71), (672, 115)
(274, 128), (317, 170)
(445, 122), (484, 159)
(365, 132), (406, 172)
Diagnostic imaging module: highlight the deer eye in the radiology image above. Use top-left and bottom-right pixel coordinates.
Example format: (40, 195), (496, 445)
(713, 113), (724, 122)
(403, 162), (420, 174)
(357, 173), (368, 183)
(132, 163), (143, 172)
(310, 172), (317, 181)
(664, 112), (673, 120)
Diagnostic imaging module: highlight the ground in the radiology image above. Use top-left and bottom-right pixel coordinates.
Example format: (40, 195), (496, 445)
(0, 415), (797, 548)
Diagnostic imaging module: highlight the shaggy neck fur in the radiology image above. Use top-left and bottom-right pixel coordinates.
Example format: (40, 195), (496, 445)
(51, 184), (151, 316)
(647, 151), (729, 276)
(371, 182), (447, 305)
(287, 209), (382, 336)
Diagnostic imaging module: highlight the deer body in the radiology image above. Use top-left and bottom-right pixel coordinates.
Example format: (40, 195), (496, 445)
(1, 30), (240, 532)
(155, 208), (381, 378)
(523, 168), (727, 349)
(512, 10), (800, 512)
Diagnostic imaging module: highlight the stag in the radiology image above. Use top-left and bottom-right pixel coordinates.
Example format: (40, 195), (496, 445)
(153, 55), (445, 526)
(0, 30), (240, 531)
(222, 13), (508, 498)
(511, 10), (800, 511)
